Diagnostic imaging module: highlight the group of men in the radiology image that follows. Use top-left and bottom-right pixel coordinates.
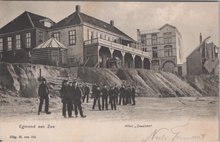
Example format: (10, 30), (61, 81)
(91, 84), (136, 111)
(60, 80), (86, 118)
(37, 78), (136, 118)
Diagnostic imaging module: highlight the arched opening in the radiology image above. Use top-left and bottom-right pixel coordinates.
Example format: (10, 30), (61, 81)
(112, 50), (123, 68)
(113, 50), (122, 60)
(135, 56), (142, 68)
(99, 46), (111, 67)
(162, 60), (175, 73)
(143, 58), (150, 69)
(124, 53), (133, 68)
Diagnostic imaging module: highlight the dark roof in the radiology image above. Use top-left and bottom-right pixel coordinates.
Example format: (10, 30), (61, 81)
(186, 36), (211, 59)
(0, 11), (54, 34)
(53, 11), (134, 42)
(53, 12), (82, 28)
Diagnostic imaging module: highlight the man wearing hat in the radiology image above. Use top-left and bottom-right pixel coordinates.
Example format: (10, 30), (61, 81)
(101, 84), (108, 110)
(60, 80), (73, 118)
(83, 84), (90, 103)
(38, 78), (51, 115)
(92, 85), (101, 111)
(72, 81), (86, 118)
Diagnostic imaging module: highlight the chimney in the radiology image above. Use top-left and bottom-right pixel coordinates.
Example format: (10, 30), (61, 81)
(76, 5), (81, 13)
(137, 29), (141, 42)
(200, 33), (202, 44)
(110, 20), (114, 26)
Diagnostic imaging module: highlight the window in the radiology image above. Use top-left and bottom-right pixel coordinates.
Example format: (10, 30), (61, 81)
(142, 48), (147, 52)
(15, 35), (21, 49)
(26, 33), (31, 48)
(164, 32), (172, 44)
(69, 30), (76, 45)
(97, 32), (101, 39)
(164, 45), (173, 57)
(152, 47), (158, 58)
(151, 60), (159, 66)
(0, 38), (3, 51)
(141, 35), (146, 44)
(87, 29), (93, 40)
(100, 34), (103, 39)
(53, 32), (60, 41)
(152, 34), (157, 45)
(7, 37), (12, 50)
(39, 32), (43, 43)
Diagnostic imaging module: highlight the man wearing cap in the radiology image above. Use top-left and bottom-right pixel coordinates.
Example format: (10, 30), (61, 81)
(101, 84), (108, 110)
(131, 86), (136, 105)
(60, 80), (73, 118)
(38, 78), (51, 115)
(109, 86), (117, 110)
(83, 84), (90, 103)
(119, 85), (125, 105)
(92, 85), (101, 111)
(72, 81), (86, 118)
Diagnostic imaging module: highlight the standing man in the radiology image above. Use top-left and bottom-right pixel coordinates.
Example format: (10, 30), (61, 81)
(119, 85), (125, 105)
(131, 86), (136, 105)
(83, 84), (90, 103)
(127, 85), (132, 105)
(114, 84), (119, 105)
(60, 80), (73, 118)
(72, 81), (86, 118)
(101, 84), (108, 110)
(92, 85), (101, 111)
(109, 86), (116, 110)
(38, 78), (51, 115)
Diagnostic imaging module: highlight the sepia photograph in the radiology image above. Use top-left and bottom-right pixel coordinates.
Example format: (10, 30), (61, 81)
(0, 1), (219, 142)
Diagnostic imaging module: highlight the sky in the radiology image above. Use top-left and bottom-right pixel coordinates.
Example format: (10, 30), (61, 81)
(0, 2), (219, 61)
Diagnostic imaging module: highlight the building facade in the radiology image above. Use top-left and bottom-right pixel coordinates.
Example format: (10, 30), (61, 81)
(137, 24), (183, 74)
(0, 5), (151, 68)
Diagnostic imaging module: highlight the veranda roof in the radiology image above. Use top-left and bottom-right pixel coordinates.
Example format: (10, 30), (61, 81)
(34, 37), (67, 50)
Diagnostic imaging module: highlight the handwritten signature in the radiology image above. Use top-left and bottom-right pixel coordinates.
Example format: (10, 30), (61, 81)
(142, 123), (206, 142)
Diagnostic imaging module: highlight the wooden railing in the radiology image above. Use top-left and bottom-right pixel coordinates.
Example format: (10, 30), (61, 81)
(84, 38), (151, 58)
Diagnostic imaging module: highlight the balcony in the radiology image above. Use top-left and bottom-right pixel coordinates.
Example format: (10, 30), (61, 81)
(84, 38), (151, 59)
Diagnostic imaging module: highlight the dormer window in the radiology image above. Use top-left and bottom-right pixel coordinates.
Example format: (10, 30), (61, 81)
(40, 19), (54, 28)
(44, 21), (52, 28)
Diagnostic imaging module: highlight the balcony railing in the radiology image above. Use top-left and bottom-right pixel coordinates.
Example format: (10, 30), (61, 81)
(84, 38), (151, 58)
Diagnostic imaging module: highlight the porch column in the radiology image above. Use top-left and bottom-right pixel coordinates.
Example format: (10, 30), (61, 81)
(141, 57), (144, 69)
(132, 54), (135, 68)
(97, 46), (101, 67)
(121, 51), (125, 68)
(109, 48), (114, 58)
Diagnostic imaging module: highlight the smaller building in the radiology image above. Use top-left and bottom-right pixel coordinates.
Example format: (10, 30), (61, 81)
(31, 37), (68, 66)
(0, 11), (55, 63)
(186, 34), (219, 76)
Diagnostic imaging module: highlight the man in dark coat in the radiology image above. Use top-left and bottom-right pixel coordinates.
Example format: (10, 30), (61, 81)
(60, 80), (73, 118)
(119, 85), (125, 105)
(109, 86), (116, 110)
(101, 84), (108, 110)
(38, 78), (51, 115)
(114, 85), (119, 105)
(131, 86), (136, 105)
(83, 84), (90, 103)
(72, 81), (86, 118)
(92, 85), (101, 111)
(126, 86), (132, 105)
(91, 84), (97, 99)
